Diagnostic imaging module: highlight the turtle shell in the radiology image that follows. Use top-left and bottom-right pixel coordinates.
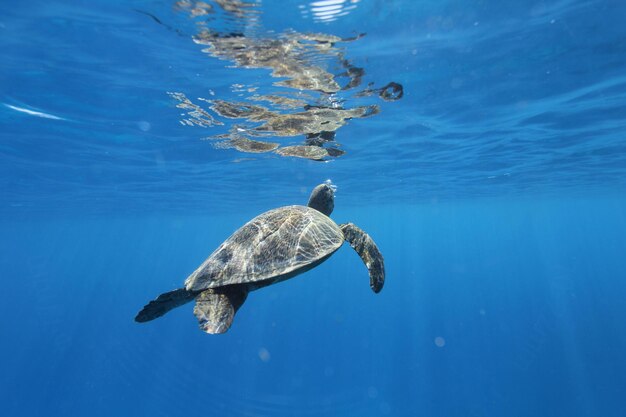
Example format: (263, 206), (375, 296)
(185, 205), (344, 291)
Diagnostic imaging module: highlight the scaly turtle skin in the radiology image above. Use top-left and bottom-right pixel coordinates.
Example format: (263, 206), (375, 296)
(135, 182), (385, 334)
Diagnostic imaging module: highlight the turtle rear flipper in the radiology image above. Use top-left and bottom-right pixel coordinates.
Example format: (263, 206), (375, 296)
(340, 223), (385, 293)
(194, 286), (248, 334)
(135, 288), (196, 323)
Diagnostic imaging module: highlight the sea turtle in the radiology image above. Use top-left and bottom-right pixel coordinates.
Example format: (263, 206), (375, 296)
(135, 182), (385, 334)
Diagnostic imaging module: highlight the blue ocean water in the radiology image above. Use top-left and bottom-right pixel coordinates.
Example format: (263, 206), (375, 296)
(1, 0), (626, 416)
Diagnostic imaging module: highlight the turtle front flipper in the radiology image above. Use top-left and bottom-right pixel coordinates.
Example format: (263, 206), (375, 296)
(340, 223), (385, 293)
(193, 285), (248, 334)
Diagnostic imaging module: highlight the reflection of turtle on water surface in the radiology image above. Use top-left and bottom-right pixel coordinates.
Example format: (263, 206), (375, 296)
(135, 182), (385, 334)
(140, 1), (404, 160)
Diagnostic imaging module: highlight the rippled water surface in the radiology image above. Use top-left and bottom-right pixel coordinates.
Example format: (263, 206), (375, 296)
(2, 1), (626, 416)
(3, 0), (625, 214)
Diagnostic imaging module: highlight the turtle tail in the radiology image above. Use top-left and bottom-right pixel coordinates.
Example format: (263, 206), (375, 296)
(135, 288), (197, 323)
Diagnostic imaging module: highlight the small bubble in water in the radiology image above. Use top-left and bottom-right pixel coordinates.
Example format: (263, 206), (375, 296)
(258, 348), (271, 362)
(434, 336), (446, 347)
(138, 121), (151, 131)
(324, 179), (338, 192)
(367, 386), (379, 398)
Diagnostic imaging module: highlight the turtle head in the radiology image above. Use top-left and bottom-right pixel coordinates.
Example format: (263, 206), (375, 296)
(307, 182), (336, 216)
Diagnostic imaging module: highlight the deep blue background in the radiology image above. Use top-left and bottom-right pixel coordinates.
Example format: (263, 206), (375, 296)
(2, 0), (626, 416)
(2, 199), (626, 416)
